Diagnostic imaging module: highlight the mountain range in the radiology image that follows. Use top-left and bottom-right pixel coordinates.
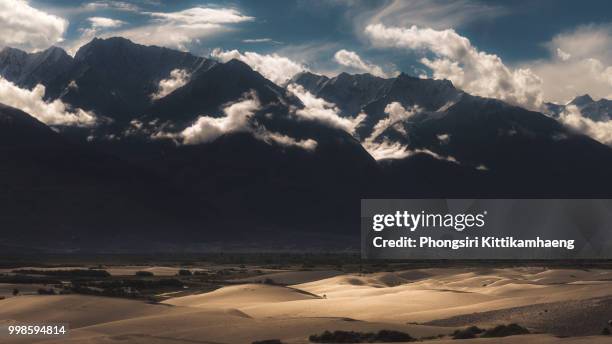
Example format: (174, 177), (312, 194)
(2, 37), (612, 251)
(544, 94), (612, 121)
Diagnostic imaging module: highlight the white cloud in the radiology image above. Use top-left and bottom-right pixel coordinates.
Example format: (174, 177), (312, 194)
(158, 91), (316, 151)
(363, 0), (506, 31)
(254, 130), (317, 151)
(151, 69), (190, 100)
(369, 102), (420, 140)
(556, 48), (571, 61)
(179, 92), (260, 144)
(362, 139), (412, 160)
(0, 0), (68, 52)
(437, 133), (450, 144)
(148, 7), (251, 25)
(287, 83), (366, 133)
(242, 38), (281, 44)
(528, 24), (612, 104)
(333, 49), (389, 77)
(66, 16), (126, 55)
(0, 76), (96, 127)
(211, 49), (306, 85)
(558, 104), (612, 145)
(81, 1), (139, 13)
(547, 24), (612, 62)
(364, 23), (544, 110)
(362, 139), (457, 162)
(361, 102), (418, 160)
(88, 17), (126, 29)
(107, 7), (254, 51)
(361, 101), (457, 162)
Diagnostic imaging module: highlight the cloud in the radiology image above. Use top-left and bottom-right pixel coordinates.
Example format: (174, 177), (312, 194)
(363, 0), (506, 31)
(254, 130), (318, 151)
(369, 102), (420, 140)
(180, 92), (260, 144)
(362, 139), (412, 160)
(0, 0), (68, 52)
(437, 133), (450, 144)
(88, 17), (126, 29)
(66, 16), (126, 55)
(361, 101), (457, 162)
(556, 48), (571, 61)
(0, 76), (96, 126)
(287, 83), (366, 133)
(108, 7), (254, 51)
(151, 69), (190, 100)
(362, 139), (457, 162)
(158, 91), (316, 151)
(361, 102), (418, 159)
(211, 49), (306, 85)
(558, 104), (612, 145)
(333, 49), (389, 77)
(242, 38), (282, 44)
(81, 1), (140, 13)
(364, 23), (544, 109)
(528, 24), (612, 104)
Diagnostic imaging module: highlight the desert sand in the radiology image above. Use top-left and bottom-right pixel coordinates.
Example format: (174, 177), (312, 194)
(1, 268), (612, 343)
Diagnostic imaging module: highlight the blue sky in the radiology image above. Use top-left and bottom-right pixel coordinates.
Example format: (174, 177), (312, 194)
(3, 0), (612, 105)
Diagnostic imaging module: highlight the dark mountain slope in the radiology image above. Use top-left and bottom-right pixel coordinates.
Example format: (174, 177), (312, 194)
(0, 46), (73, 89)
(293, 71), (612, 197)
(53, 37), (215, 123)
(378, 95), (612, 196)
(291, 71), (395, 116)
(146, 59), (289, 124)
(136, 60), (382, 237)
(0, 103), (211, 250)
(569, 95), (612, 121)
(545, 94), (611, 121)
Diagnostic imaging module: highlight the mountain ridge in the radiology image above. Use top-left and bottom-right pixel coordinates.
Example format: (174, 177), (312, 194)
(2, 38), (612, 251)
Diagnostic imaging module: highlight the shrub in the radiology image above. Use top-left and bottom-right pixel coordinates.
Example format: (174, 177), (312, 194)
(309, 330), (364, 343)
(178, 269), (192, 276)
(12, 269), (110, 278)
(481, 324), (529, 338)
(37, 288), (55, 295)
(135, 271), (154, 277)
(453, 326), (484, 339)
(602, 327), (611, 336)
(375, 330), (414, 342)
(309, 330), (414, 343)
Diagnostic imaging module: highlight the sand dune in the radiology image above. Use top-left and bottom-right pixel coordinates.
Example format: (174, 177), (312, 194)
(163, 283), (321, 308)
(2, 268), (612, 343)
(234, 270), (343, 285)
(0, 295), (173, 328)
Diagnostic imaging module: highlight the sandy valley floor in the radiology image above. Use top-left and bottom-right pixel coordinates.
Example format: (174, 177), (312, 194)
(1, 267), (612, 343)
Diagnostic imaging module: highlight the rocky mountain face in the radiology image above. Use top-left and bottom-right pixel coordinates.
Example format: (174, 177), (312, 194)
(292, 71), (396, 116)
(59, 37), (216, 124)
(293, 71), (612, 196)
(544, 94), (612, 121)
(0, 46), (73, 90)
(0, 38), (217, 124)
(0, 103), (209, 251)
(3, 37), (612, 251)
